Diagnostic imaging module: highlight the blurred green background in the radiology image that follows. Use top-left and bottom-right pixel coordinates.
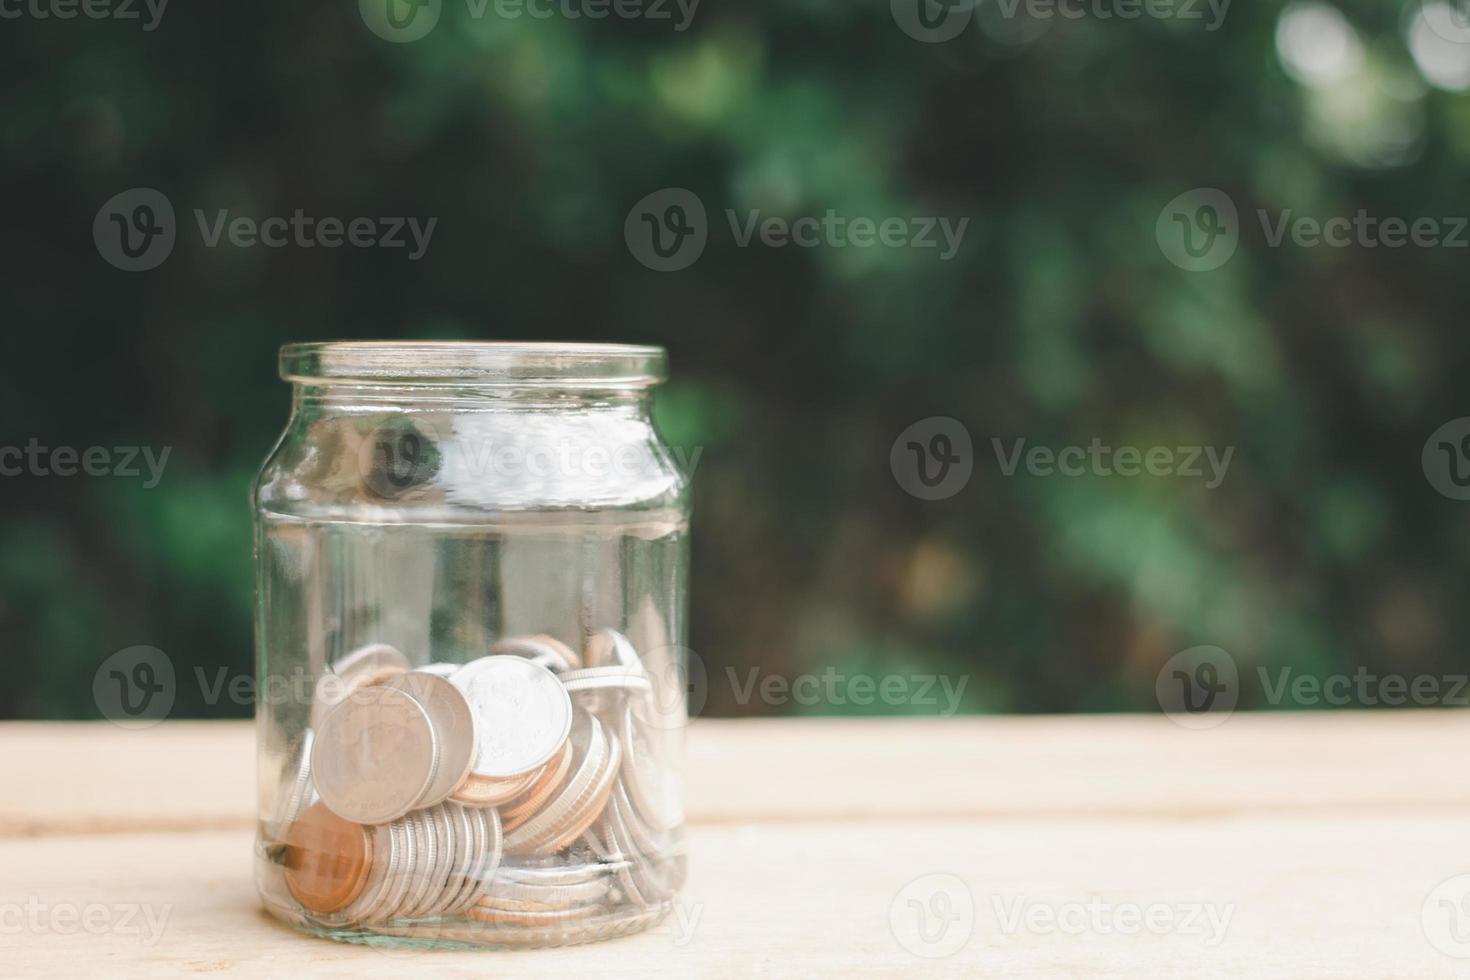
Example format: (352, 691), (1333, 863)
(3, 0), (1468, 720)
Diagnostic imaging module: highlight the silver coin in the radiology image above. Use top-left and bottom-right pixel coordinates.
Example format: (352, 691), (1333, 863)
(417, 662), (460, 678)
(562, 666), (652, 718)
(356, 819), (406, 924)
(584, 628), (641, 669)
(417, 806), (451, 918)
(503, 711), (609, 856)
(312, 685), (440, 825)
(400, 809), (438, 918)
(481, 876), (612, 910)
(602, 783), (674, 907)
(491, 634), (581, 673)
(620, 703), (681, 833)
(446, 800), (485, 915)
(269, 729), (316, 842)
(374, 815), (419, 922)
(384, 672), (478, 809)
(610, 778), (663, 865)
(458, 805), (493, 910)
(416, 804), (456, 918)
(599, 801), (653, 909)
(440, 803), (475, 916)
(497, 859), (623, 888)
(451, 656), (573, 779)
(560, 665), (653, 696)
(312, 643), (411, 727)
(468, 805), (504, 906)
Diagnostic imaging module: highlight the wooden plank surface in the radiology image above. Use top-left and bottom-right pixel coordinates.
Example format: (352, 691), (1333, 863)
(1, 715), (1467, 976)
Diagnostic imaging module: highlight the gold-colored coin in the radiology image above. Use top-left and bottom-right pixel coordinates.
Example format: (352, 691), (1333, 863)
(283, 802), (373, 915)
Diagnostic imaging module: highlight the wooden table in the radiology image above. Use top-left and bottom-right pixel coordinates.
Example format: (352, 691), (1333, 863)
(2, 713), (1467, 977)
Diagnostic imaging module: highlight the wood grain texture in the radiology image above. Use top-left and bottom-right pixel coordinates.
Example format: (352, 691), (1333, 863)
(0, 714), (1466, 976)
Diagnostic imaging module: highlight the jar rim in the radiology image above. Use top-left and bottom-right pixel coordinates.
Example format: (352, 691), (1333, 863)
(279, 341), (667, 388)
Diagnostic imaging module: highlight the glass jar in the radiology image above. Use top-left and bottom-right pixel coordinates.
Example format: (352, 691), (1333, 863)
(252, 341), (690, 949)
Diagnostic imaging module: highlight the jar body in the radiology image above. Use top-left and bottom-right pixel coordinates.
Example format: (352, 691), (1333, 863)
(252, 343), (689, 949)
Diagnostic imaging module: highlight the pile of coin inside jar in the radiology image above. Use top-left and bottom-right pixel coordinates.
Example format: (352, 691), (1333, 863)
(266, 629), (683, 945)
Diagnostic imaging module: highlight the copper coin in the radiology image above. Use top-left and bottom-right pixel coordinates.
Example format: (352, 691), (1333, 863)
(283, 802), (373, 914)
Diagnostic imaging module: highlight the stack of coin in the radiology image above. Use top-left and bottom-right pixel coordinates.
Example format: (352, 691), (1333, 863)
(284, 799), (502, 924)
(273, 629), (685, 938)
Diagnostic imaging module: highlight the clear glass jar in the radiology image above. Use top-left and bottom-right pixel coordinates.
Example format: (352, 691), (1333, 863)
(252, 342), (690, 949)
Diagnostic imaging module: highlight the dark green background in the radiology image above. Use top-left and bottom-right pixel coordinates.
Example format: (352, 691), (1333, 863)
(3, 0), (1467, 719)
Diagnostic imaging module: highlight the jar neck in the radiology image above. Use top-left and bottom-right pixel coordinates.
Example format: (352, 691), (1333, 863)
(293, 383), (656, 414)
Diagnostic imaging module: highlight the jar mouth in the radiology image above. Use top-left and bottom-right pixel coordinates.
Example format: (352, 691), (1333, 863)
(280, 341), (667, 388)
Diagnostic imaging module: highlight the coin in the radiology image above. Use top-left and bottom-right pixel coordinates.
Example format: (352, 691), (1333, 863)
(451, 656), (572, 779)
(332, 642), (413, 677)
(411, 806), (448, 918)
(419, 806), (453, 918)
(384, 672), (478, 809)
(399, 807), (438, 918)
(491, 634), (582, 673)
(283, 802), (374, 915)
(373, 815), (418, 923)
(500, 739), (574, 833)
(312, 643), (411, 727)
(312, 685), (441, 825)
(500, 710), (601, 855)
(599, 781), (676, 908)
(499, 855), (626, 887)
(584, 629), (641, 669)
(269, 729), (316, 843)
(451, 766), (541, 807)
(545, 729), (620, 853)
(560, 665), (652, 715)
(446, 799), (487, 914)
(480, 876), (611, 910)
(417, 662), (460, 678)
(503, 711), (619, 856)
(456, 804), (503, 911)
(559, 665), (653, 696)
(335, 822), (392, 925)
